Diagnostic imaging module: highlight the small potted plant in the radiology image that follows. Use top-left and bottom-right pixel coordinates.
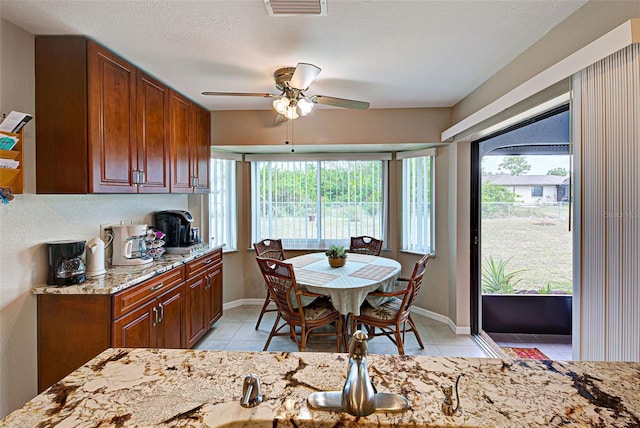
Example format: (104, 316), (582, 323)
(325, 245), (347, 268)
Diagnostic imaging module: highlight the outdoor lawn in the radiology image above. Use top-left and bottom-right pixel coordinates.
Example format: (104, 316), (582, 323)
(481, 203), (573, 294)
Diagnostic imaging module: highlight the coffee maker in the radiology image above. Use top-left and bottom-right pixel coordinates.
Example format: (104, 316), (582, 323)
(154, 210), (194, 252)
(110, 224), (153, 266)
(47, 240), (86, 286)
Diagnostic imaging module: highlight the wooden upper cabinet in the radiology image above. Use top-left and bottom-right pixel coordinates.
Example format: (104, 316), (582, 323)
(137, 72), (170, 193)
(87, 41), (137, 193)
(169, 90), (193, 193)
(193, 104), (211, 193)
(35, 36), (205, 194)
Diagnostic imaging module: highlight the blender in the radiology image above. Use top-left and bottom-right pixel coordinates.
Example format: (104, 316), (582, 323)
(110, 224), (153, 266)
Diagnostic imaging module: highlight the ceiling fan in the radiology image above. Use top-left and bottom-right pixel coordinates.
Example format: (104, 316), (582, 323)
(202, 63), (370, 124)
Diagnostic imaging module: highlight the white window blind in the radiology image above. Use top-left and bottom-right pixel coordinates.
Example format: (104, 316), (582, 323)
(209, 156), (237, 250)
(251, 159), (386, 248)
(400, 148), (436, 254)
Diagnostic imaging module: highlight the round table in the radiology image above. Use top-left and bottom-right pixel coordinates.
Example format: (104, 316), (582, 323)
(287, 252), (401, 316)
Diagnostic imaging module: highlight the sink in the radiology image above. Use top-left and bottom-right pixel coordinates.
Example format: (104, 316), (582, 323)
(307, 391), (411, 413)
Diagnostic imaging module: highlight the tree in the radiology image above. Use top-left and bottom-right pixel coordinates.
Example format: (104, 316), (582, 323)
(482, 182), (520, 203)
(498, 156), (531, 176)
(547, 167), (568, 176)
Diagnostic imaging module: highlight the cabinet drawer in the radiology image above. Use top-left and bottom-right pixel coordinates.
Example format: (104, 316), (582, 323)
(113, 266), (185, 318)
(185, 248), (222, 277)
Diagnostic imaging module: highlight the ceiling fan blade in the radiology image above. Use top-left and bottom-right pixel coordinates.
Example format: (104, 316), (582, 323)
(312, 95), (370, 110)
(201, 91), (278, 98)
(290, 63), (321, 90)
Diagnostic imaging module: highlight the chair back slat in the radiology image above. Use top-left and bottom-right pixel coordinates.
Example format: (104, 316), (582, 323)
(255, 257), (302, 319)
(400, 254), (430, 316)
(253, 239), (286, 260)
(349, 236), (383, 256)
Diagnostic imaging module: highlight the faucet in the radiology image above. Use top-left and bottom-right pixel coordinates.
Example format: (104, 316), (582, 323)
(307, 330), (410, 416)
(341, 330), (377, 416)
(240, 374), (262, 408)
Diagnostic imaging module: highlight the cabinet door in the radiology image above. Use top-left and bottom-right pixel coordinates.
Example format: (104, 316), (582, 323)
(192, 104), (210, 193)
(205, 262), (223, 326)
(137, 72), (170, 193)
(112, 299), (156, 348)
(87, 41), (137, 193)
(156, 284), (184, 349)
(169, 90), (193, 193)
(184, 274), (207, 348)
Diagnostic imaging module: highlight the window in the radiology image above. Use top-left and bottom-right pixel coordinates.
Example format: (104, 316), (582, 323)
(531, 186), (543, 197)
(209, 155), (238, 251)
(399, 149), (436, 254)
(250, 156), (388, 248)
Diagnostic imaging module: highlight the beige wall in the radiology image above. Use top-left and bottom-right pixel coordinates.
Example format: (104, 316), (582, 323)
(452, 1), (640, 124)
(211, 108), (454, 321)
(0, 20), (193, 417)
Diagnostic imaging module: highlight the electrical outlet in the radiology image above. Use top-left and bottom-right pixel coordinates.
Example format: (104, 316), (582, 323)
(100, 224), (112, 242)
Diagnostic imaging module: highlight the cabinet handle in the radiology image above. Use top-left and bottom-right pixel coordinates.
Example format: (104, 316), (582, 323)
(139, 170), (145, 186)
(132, 169), (139, 184)
(152, 307), (158, 326)
(150, 282), (164, 291)
(158, 303), (164, 323)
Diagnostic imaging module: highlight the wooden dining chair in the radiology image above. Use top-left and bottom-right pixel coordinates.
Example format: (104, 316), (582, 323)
(349, 236), (383, 256)
(350, 254), (430, 354)
(256, 257), (345, 352)
(253, 239), (286, 330)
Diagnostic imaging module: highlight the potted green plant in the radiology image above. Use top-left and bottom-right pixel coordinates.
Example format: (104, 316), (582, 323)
(325, 245), (347, 268)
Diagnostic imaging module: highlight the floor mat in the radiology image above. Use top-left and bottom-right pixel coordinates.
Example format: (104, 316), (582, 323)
(501, 347), (549, 360)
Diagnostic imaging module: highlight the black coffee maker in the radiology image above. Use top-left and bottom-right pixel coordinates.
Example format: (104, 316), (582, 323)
(154, 210), (194, 248)
(47, 240), (86, 286)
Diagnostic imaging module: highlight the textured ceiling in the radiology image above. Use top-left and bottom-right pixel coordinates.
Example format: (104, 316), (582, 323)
(1, 0), (587, 112)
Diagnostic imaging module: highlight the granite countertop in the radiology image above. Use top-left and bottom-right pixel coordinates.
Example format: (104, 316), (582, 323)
(31, 246), (222, 295)
(1, 348), (638, 427)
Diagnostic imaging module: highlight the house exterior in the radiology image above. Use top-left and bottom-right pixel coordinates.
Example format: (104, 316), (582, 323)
(484, 174), (569, 204)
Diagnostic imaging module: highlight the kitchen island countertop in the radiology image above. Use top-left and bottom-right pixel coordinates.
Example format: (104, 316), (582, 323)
(30, 245), (223, 295)
(1, 347), (639, 427)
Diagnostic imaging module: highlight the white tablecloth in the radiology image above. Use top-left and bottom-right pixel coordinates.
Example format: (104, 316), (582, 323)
(288, 252), (401, 315)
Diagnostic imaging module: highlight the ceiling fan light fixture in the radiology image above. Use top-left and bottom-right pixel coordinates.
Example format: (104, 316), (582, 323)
(285, 106), (299, 120)
(273, 97), (289, 114)
(297, 97), (314, 115)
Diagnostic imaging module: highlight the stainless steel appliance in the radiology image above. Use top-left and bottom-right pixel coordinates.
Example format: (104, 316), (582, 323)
(47, 240), (86, 286)
(110, 224), (153, 266)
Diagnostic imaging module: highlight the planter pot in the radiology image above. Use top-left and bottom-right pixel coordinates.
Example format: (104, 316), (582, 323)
(328, 257), (346, 268)
(482, 294), (572, 335)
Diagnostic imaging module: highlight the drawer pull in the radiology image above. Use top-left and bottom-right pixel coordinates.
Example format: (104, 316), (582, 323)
(150, 283), (164, 291)
(204, 259), (213, 264)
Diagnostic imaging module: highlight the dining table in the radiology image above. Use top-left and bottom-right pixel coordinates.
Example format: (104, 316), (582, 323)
(287, 252), (402, 316)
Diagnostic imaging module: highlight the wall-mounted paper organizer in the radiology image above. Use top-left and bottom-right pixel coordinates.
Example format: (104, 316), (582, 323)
(0, 129), (23, 194)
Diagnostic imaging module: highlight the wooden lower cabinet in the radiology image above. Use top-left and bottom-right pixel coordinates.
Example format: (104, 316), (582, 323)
(112, 282), (183, 349)
(37, 251), (222, 392)
(185, 248), (223, 348)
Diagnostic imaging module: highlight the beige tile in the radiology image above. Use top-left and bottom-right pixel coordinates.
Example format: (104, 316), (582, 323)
(437, 345), (488, 358)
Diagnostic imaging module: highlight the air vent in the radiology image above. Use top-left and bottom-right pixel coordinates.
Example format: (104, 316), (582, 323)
(264, 0), (327, 16)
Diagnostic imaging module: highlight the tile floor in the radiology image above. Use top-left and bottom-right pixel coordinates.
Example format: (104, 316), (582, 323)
(487, 332), (573, 360)
(194, 305), (488, 357)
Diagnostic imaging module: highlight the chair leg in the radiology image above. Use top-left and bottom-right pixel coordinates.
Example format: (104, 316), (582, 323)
(394, 326), (405, 355)
(255, 291), (272, 330)
(408, 315), (424, 349)
(263, 313), (281, 351)
(335, 317), (344, 353)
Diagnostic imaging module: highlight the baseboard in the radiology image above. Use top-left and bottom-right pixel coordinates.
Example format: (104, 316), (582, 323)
(223, 298), (275, 310)
(410, 305), (471, 335)
(223, 299), (471, 335)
